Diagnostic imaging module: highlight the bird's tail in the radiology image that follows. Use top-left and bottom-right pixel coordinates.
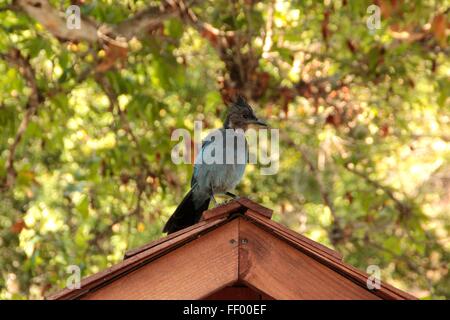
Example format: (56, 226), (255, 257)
(163, 189), (210, 234)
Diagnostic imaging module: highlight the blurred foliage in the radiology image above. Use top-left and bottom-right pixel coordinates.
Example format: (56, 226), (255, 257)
(0, 0), (449, 299)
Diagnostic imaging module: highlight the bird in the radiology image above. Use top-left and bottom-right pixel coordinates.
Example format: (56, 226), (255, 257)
(163, 95), (267, 234)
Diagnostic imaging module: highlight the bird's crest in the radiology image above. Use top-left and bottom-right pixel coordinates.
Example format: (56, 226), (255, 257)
(229, 94), (253, 114)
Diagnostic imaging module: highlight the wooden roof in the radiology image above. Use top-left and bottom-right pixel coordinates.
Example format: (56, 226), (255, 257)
(48, 198), (416, 300)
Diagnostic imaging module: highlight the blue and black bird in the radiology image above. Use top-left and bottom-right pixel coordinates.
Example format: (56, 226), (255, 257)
(163, 96), (267, 234)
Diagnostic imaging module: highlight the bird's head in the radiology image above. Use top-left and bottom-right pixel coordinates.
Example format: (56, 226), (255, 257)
(224, 95), (267, 130)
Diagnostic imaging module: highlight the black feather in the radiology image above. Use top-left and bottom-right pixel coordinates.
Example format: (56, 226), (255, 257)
(163, 189), (210, 234)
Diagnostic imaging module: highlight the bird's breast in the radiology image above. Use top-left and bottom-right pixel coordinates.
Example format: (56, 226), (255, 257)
(193, 128), (248, 194)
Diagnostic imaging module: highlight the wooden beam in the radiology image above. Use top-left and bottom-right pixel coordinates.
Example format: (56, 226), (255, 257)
(124, 217), (225, 259)
(238, 219), (380, 300)
(237, 198), (273, 219)
(82, 219), (240, 300)
(49, 217), (229, 299)
(243, 212), (415, 299)
(245, 210), (342, 262)
(201, 201), (243, 221)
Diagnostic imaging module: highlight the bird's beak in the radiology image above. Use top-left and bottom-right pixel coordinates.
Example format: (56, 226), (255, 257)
(252, 118), (268, 127)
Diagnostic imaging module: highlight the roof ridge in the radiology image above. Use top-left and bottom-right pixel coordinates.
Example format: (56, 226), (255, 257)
(201, 197), (273, 221)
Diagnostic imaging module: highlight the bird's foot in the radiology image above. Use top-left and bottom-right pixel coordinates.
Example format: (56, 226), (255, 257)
(214, 200), (231, 207)
(211, 191), (242, 208)
(221, 199), (233, 205)
(217, 194), (240, 206)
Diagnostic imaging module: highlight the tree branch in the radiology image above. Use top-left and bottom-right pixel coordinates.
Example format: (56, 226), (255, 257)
(95, 74), (150, 172)
(115, 3), (177, 40)
(343, 163), (412, 218)
(15, 0), (178, 45)
(16, 0), (99, 43)
(14, 0), (253, 93)
(1, 48), (41, 189)
(282, 133), (344, 244)
(172, 0), (236, 48)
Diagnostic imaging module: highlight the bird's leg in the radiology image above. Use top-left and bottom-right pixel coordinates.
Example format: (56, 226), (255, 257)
(217, 191), (240, 205)
(209, 186), (219, 207)
(211, 195), (218, 207)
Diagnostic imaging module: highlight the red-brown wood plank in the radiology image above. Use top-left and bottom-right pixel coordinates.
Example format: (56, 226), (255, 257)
(48, 217), (229, 300)
(203, 285), (263, 300)
(245, 209), (342, 262)
(238, 218), (381, 300)
(124, 216), (223, 259)
(48, 200), (415, 300)
(243, 211), (415, 300)
(237, 198), (273, 219)
(81, 219), (240, 300)
(201, 201), (243, 221)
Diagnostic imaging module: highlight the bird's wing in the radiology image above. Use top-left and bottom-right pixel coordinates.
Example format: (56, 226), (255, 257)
(190, 129), (224, 187)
